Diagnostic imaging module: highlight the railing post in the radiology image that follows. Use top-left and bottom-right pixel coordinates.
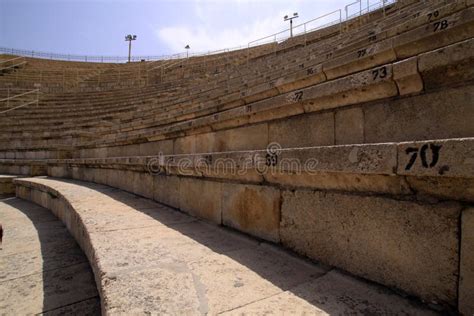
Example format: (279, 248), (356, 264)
(339, 9), (343, 34)
(274, 35), (277, 55)
(36, 89), (39, 107)
(304, 24), (307, 46)
(7, 87), (10, 108)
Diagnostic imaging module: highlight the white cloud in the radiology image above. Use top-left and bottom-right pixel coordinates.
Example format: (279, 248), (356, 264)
(156, 13), (286, 53)
(155, 0), (350, 54)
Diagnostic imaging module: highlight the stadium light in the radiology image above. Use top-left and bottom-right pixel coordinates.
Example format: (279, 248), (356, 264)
(185, 45), (190, 58)
(125, 34), (137, 63)
(284, 12), (299, 38)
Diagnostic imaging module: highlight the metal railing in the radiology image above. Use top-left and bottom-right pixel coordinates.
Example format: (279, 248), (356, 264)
(0, 56), (27, 72)
(0, 0), (398, 65)
(0, 88), (40, 114)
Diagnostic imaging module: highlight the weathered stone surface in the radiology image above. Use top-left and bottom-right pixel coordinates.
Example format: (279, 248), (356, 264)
(364, 85), (474, 143)
(48, 166), (71, 178)
(153, 174), (181, 209)
(460, 208), (474, 316)
(303, 65), (399, 113)
(223, 270), (437, 315)
(222, 183), (280, 242)
(393, 8), (474, 59)
(215, 123), (268, 152)
(406, 176), (474, 203)
(42, 297), (101, 316)
(0, 198), (99, 315)
(12, 177), (440, 314)
(335, 107), (364, 145)
(0, 175), (17, 194)
(274, 143), (397, 175)
(173, 135), (196, 154)
(323, 42), (397, 80)
(265, 172), (411, 195)
(268, 112), (334, 148)
(419, 38), (474, 89)
(139, 139), (173, 156)
(280, 190), (461, 306)
(0, 263), (98, 315)
(132, 171), (153, 199)
(397, 138), (474, 178)
(188, 245), (327, 314)
(393, 56), (424, 95)
(179, 177), (222, 224)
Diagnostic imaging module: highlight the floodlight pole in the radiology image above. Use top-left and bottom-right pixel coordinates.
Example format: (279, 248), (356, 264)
(125, 34), (137, 63)
(185, 45), (190, 58)
(284, 13), (299, 38)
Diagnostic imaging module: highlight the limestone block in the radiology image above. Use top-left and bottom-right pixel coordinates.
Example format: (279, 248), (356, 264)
(364, 85), (474, 143)
(106, 169), (126, 190)
(303, 65), (399, 113)
(82, 168), (96, 183)
(119, 144), (140, 157)
(0, 175), (16, 195)
(179, 178), (222, 224)
(273, 143), (397, 175)
(91, 168), (108, 185)
(132, 172), (154, 199)
(394, 8), (474, 59)
(71, 167), (85, 181)
(48, 166), (71, 179)
(419, 38), (474, 89)
(397, 138), (474, 178)
(323, 40), (397, 80)
(268, 112), (334, 148)
(280, 190), (461, 306)
(117, 170), (135, 193)
(195, 132), (217, 154)
(153, 175), (180, 209)
(335, 107), (364, 145)
(460, 208), (474, 315)
(222, 183), (280, 242)
(248, 102), (304, 125)
(174, 135), (196, 154)
(265, 172), (411, 196)
(214, 124), (268, 152)
(139, 140), (173, 156)
(393, 56), (424, 95)
(405, 176), (474, 203)
(92, 147), (108, 158)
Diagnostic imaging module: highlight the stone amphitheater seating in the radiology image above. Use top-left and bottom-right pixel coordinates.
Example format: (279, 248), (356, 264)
(1, 0), (474, 314)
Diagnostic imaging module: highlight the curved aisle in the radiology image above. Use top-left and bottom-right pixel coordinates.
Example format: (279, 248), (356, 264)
(0, 197), (100, 315)
(13, 177), (439, 315)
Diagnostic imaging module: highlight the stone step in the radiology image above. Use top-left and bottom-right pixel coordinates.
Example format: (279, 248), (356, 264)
(12, 176), (442, 314)
(0, 197), (100, 314)
(0, 175), (20, 196)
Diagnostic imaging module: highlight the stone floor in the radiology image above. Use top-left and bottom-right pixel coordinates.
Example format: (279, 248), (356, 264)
(8, 177), (443, 315)
(0, 196), (100, 315)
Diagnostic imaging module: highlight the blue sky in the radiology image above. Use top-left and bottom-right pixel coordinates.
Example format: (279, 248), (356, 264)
(1, 0), (364, 58)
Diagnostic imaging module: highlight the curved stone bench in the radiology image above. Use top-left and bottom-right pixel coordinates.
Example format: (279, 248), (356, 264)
(0, 197), (100, 314)
(13, 177), (437, 315)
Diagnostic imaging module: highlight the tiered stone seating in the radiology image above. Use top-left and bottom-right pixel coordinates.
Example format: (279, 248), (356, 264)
(11, 176), (439, 314)
(1, 0), (474, 314)
(1, 0), (472, 154)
